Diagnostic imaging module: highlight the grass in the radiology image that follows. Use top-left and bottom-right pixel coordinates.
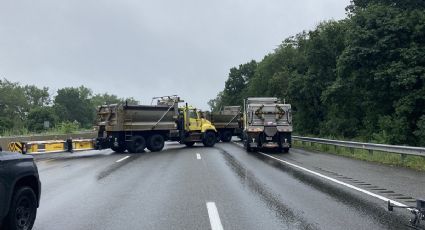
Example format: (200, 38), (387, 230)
(293, 140), (425, 171)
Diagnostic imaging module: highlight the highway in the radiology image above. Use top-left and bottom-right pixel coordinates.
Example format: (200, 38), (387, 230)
(32, 141), (425, 230)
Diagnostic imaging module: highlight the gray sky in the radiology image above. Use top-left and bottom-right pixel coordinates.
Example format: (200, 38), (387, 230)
(0, 0), (350, 110)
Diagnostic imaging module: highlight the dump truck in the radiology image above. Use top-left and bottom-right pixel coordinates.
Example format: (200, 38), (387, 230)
(242, 97), (292, 153)
(204, 106), (243, 142)
(95, 96), (217, 153)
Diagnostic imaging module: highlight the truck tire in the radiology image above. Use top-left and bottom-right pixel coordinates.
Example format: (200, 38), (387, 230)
(283, 148), (289, 153)
(220, 130), (232, 142)
(4, 186), (37, 230)
(244, 140), (253, 152)
(202, 131), (216, 147)
(147, 134), (165, 152)
(127, 135), (146, 153)
(111, 145), (126, 153)
(185, 142), (195, 147)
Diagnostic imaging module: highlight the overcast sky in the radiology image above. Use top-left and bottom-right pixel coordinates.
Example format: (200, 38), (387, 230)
(0, 0), (350, 109)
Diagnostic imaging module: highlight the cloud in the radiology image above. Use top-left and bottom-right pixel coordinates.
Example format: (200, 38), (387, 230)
(0, 0), (350, 109)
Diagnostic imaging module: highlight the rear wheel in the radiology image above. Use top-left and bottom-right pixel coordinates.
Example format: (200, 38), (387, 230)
(4, 186), (37, 230)
(147, 134), (165, 152)
(220, 130), (232, 142)
(283, 148), (289, 153)
(202, 131), (216, 147)
(185, 142), (195, 147)
(127, 135), (146, 153)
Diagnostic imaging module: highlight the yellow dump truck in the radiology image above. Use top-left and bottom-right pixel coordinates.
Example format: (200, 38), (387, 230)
(96, 96), (217, 153)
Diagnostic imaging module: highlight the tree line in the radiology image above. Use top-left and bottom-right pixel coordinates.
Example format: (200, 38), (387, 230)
(209, 0), (425, 146)
(0, 78), (137, 135)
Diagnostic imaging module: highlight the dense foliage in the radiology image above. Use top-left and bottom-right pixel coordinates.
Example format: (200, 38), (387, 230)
(0, 79), (138, 135)
(210, 0), (425, 146)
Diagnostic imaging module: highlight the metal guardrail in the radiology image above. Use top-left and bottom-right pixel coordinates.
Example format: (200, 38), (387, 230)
(293, 136), (425, 157)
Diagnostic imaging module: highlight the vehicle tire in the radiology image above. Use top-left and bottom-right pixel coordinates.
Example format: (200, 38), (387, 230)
(4, 186), (37, 230)
(111, 145), (126, 153)
(283, 148), (289, 153)
(220, 130), (232, 142)
(147, 134), (165, 152)
(244, 140), (253, 152)
(202, 131), (216, 147)
(127, 135), (146, 153)
(185, 142), (195, 147)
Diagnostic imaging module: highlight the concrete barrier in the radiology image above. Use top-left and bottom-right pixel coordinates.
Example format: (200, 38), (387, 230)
(0, 132), (97, 150)
(23, 139), (95, 154)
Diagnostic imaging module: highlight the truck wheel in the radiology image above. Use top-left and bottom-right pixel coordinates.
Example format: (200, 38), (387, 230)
(244, 140), (253, 152)
(220, 130), (232, 142)
(111, 145), (126, 153)
(202, 131), (216, 147)
(4, 186), (37, 230)
(128, 136), (146, 153)
(147, 134), (165, 152)
(283, 148), (289, 153)
(185, 142), (195, 147)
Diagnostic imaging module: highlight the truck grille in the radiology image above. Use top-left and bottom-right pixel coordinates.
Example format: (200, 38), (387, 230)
(264, 126), (277, 137)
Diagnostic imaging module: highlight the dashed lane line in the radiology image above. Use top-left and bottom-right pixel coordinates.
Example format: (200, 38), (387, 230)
(116, 156), (130, 163)
(206, 202), (224, 230)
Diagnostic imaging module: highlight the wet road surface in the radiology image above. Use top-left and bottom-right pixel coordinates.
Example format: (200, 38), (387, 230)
(31, 141), (423, 230)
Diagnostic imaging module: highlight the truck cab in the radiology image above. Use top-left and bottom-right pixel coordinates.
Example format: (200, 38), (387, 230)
(179, 105), (217, 147)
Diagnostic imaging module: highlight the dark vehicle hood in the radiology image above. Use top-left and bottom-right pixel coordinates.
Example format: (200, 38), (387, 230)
(0, 151), (34, 161)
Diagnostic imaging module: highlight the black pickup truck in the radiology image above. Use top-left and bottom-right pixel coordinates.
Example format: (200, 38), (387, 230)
(0, 149), (41, 230)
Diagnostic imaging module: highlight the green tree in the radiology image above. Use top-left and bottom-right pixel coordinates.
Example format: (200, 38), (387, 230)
(0, 79), (27, 132)
(91, 93), (122, 107)
(23, 85), (50, 108)
(330, 2), (425, 144)
(26, 107), (58, 132)
(54, 86), (95, 127)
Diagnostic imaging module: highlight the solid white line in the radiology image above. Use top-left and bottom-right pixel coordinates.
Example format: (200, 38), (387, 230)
(206, 202), (224, 230)
(116, 156), (130, 163)
(231, 141), (408, 208)
(257, 151), (407, 207)
(196, 153), (201, 160)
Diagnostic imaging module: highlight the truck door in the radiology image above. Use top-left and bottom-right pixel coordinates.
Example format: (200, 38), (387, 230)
(187, 109), (201, 131)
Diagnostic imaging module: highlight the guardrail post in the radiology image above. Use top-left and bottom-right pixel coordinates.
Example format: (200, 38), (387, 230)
(350, 147), (354, 155)
(368, 149), (373, 156)
(400, 154), (406, 161)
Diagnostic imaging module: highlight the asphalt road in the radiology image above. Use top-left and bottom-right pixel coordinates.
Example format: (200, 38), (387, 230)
(31, 141), (425, 230)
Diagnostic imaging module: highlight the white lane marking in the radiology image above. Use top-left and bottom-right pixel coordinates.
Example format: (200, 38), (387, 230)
(196, 153), (201, 160)
(257, 151), (407, 207)
(116, 156), (130, 163)
(206, 202), (224, 230)
(231, 141), (408, 208)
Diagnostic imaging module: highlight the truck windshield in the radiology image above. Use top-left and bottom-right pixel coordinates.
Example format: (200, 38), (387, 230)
(188, 109), (198, 119)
